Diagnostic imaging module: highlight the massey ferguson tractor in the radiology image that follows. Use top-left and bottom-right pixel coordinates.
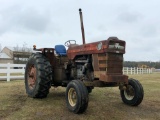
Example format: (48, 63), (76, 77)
(25, 9), (144, 113)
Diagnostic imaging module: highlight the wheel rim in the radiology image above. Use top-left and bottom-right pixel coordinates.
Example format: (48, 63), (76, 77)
(68, 88), (77, 107)
(124, 85), (135, 100)
(28, 64), (36, 90)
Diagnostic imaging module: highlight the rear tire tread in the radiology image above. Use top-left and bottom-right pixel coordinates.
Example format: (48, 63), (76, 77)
(25, 53), (52, 98)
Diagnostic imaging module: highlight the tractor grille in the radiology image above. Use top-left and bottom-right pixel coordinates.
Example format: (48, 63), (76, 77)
(98, 53), (106, 71)
(98, 53), (123, 74)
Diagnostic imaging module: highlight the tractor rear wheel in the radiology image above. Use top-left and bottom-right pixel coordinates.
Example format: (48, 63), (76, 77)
(120, 78), (144, 106)
(66, 80), (89, 113)
(25, 53), (52, 98)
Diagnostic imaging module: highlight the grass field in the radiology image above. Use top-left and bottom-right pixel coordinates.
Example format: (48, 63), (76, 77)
(0, 73), (160, 120)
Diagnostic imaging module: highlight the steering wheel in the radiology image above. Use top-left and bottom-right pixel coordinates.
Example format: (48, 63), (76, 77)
(65, 40), (76, 47)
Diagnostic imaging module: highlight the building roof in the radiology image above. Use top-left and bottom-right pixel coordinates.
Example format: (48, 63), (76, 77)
(5, 46), (33, 52)
(0, 53), (11, 58)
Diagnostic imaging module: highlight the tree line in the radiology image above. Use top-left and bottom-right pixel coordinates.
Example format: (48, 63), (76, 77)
(123, 61), (160, 69)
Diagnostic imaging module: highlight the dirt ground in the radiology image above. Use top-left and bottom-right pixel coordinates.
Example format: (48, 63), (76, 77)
(0, 73), (160, 120)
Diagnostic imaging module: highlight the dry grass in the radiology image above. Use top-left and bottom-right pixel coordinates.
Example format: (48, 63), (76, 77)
(0, 73), (160, 120)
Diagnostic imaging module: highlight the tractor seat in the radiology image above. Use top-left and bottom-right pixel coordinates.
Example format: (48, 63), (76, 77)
(55, 45), (67, 56)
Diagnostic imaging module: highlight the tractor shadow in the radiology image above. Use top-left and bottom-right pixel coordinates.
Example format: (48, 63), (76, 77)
(48, 87), (66, 99)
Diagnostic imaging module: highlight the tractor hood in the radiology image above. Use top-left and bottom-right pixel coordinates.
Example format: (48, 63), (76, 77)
(67, 37), (126, 60)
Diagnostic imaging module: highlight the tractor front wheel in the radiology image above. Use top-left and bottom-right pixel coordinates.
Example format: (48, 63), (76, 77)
(120, 78), (144, 106)
(66, 80), (89, 114)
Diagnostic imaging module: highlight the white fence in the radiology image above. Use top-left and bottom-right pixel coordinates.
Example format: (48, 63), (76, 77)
(0, 64), (153, 82)
(0, 63), (25, 82)
(123, 67), (152, 75)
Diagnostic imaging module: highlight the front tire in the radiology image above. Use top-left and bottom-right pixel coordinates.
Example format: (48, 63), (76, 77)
(120, 78), (144, 106)
(66, 80), (89, 114)
(25, 53), (52, 98)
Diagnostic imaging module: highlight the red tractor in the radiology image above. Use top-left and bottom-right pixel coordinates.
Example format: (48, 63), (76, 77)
(25, 9), (144, 114)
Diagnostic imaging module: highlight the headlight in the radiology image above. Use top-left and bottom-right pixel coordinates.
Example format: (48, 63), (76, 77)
(45, 49), (48, 53)
(50, 50), (53, 53)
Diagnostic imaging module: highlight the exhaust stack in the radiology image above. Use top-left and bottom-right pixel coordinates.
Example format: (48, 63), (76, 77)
(79, 8), (86, 44)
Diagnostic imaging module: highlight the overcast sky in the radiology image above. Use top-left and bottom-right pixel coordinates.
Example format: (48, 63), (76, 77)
(0, 0), (159, 61)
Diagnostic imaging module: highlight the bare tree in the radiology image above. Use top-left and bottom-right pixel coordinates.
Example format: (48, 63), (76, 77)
(13, 43), (32, 64)
(14, 44), (19, 52)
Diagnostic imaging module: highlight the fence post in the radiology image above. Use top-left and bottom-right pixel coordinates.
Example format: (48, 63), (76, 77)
(131, 67), (132, 74)
(7, 63), (10, 82)
(149, 68), (152, 74)
(127, 67), (128, 75)
(22, 66), (25, 74)
(134, 67), (136, 74)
